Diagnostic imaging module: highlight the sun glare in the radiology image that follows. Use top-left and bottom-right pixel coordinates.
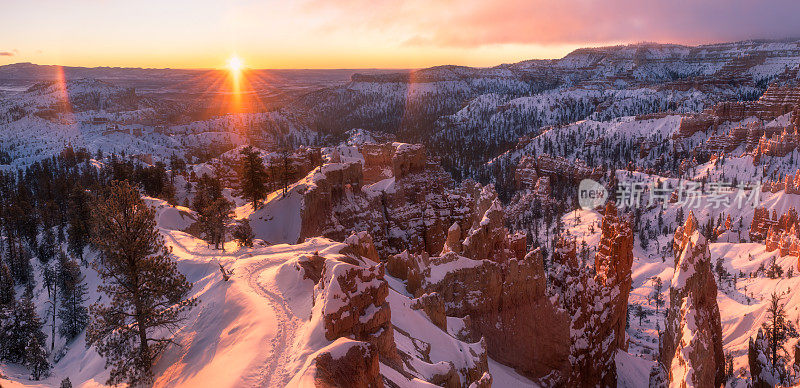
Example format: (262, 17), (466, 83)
(227, 56), (243, 72)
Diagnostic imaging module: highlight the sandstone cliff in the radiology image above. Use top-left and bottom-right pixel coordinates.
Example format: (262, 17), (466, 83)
(561, 202), (634, 387)
(657, 212), (725, 388)
(387, 192), (570, 381)
(262, 142), (480, 257)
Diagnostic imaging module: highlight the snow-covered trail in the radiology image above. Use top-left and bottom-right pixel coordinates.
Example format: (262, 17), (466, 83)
(240, 257), (302, 387)
(157, 228), (315, 388)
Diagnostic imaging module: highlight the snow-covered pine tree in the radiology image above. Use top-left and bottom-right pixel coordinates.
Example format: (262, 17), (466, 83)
(760, 292), (797, 384)
(651, 276), (664, 314)
(278, 146), (296, 197)
(749, 328), (776, 388)
(87, 180), (197, 386)
(25, 333), (51, 380)
(38, 228), (57, 264)
(42, 261), (59, 350)
(0, 296), (51, 379)
(67, 186), (91, 262)
(0, 260), (14, 306)
(58, 252), (88, 341)
(193, 174), (233, 249)
(238, 146), (269, 208)
(199, 198), (233, 250)
(6, 236), (33, 285)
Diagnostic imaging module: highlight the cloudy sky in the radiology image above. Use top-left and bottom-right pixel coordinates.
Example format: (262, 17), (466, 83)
(2, 0), (800, 69)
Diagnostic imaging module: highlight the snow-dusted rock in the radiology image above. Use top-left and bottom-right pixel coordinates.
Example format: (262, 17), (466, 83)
(658, 212), (725, 388)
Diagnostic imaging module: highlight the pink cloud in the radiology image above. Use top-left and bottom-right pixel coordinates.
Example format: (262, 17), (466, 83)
(308, 0), (800, 47)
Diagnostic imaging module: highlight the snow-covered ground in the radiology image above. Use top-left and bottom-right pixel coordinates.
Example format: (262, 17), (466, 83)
(1, 197), (539, 387)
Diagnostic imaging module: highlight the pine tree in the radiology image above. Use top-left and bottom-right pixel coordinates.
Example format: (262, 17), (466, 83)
(651, 276), (664, 314)
(762, 292), (797, 381)
(38, 228), (57, 264)
(279, 147), (295, 197)
(766, 256), (784, 279)
(42, 261), (59, 350)
(0, 296), (50, 379)
(750, 328), (777, 387)
(87, 180), (196, 386)
(634, 304), (648, 325)
(238, 146), (268, 209)
(67, 187), (91, 262)
(7, 236), (33, 286)
(194, 175), (233, 249)
(199, 197), (233, 249)
(232, 219), (255, 248)
(169, 154), (186, 185)
(0, 261), (14, 306)
(192, 173), (224, 211)
(58, 253), (88, 341)
(26, 333), (51, 380)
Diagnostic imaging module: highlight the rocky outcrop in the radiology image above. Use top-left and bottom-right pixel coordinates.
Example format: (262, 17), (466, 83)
(297, 253), (325, 283)
(514, 156), (538, 190)
(417, 249), (568, 380)
(299, 161), (367, 240)
(563, 202), (634, 386)
(441, 222), (462, 254)
(461, 192), (526, 263)
(672, 114), (716, 139)
(311, 339), (383, 388)
(392, 143), (426, 179)
(410, 292), (447, 331)
(388, 197), (571, 382)
(389, 194), (636, 386)
(536, 154), (602, 181)
(315, 260), (398, 365)
(361, 143), (395, 184)
(360, 142), (426, 182)
(594, 202), (635, 352)
(298, 248), (487, 387)
(285, 141), (638, 385)
(294, 142), (481, 256)
(342, 231), (380, 262)
(712, 86), (800, 122)
(658, 212), (725, 388)
(750, 207), (778, 242)
(470, 372), (492, 388)
(750, 207), (800, 259)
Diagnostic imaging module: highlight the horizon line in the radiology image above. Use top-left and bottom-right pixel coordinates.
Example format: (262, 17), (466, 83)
(3, 37), (800, 72)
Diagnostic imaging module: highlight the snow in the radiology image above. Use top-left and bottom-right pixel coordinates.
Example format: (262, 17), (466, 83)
(0, 196), (541, 387)
(557, 170), (800, 385)
(488, 358), (539, 387)
(616, 350), (654, 387)
(4, 39), (800, 387)
(0, 192), (353, 387)
(363, 177), (396, 196)
(426, 255), (487, 285)
(244, 187), (304, 244)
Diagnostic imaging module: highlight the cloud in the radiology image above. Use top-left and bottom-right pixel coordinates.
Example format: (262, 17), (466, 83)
(305, 0), (800, 48)
(0, 51), (15, 56)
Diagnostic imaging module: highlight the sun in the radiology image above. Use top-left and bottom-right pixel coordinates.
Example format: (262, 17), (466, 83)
(227, 56), (244, 72)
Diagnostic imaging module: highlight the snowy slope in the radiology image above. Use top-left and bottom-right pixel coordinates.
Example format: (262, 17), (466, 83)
(2, 197), (537, 387)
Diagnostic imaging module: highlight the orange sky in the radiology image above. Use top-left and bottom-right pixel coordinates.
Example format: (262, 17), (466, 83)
(2, 0), (799, 69)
